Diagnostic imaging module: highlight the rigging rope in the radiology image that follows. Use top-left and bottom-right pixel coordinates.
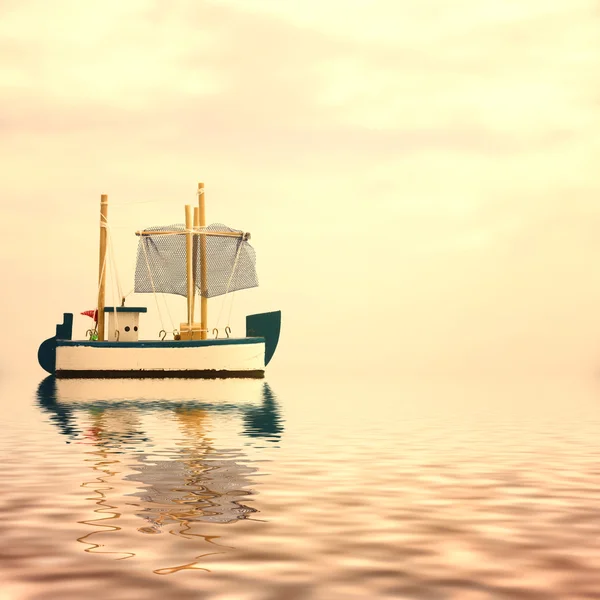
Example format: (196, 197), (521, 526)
(108, 234), (120, 338)
(107, 224), (124, 303)
(109, 199), (181, 206)
(140, 233), (167, 334)
(159, 290), (176, 333)
(103, 220), (120, 337)
(216, 237), (244, 330)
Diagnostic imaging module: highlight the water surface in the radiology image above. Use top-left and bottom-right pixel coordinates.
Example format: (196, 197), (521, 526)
(2, 372), (600, 599)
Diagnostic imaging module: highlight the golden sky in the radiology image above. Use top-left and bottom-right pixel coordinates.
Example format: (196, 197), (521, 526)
(1, 0), (599, 376)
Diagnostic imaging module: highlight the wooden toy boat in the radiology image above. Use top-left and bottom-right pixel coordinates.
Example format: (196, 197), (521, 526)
(38, 182), (281, 378)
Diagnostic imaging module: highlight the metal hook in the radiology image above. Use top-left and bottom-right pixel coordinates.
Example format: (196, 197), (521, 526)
(225, 326), (231, 338)
(212, 328), (219, 339)
(114, 329), (120, 342)
(159, 329), (167, 341)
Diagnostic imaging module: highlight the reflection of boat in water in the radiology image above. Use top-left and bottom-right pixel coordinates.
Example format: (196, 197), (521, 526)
(36, 376), (283, 541)
(36, 376), (283, 444)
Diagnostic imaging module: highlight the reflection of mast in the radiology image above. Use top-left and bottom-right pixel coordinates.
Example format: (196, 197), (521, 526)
(174, 407), (258, 522)
(175, 406), (211, 449)
(128, 407), (258, 533)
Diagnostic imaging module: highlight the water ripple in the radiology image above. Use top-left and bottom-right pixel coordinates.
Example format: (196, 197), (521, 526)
(1, 375), (600, 598)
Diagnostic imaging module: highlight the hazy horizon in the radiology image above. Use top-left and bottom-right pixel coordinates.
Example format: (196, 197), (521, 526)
(1, 0), (599, 378)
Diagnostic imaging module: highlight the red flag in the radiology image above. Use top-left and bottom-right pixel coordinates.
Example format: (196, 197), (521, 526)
(81, 309), (98, 322)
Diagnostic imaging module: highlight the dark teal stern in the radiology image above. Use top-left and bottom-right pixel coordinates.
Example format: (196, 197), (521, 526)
(38, 313), (73, 374)
(246, 311), (281, 366)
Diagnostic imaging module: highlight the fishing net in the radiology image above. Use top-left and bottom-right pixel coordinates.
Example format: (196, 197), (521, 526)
(134, 223), (258, 298)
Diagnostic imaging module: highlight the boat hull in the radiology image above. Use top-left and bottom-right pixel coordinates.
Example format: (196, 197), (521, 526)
(55, 339), (265, 378)
(38, 311), (281, 378)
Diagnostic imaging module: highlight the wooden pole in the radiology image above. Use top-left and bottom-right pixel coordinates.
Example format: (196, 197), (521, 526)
(97, 194), (108, 341)
(185, 204), (194, 327)
(198, 182), (207, 339)
(135, 229), (243, 238)
(193, 207), (199, 324)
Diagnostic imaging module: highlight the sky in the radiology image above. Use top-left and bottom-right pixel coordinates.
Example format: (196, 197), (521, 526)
(1, 0), (599, 377)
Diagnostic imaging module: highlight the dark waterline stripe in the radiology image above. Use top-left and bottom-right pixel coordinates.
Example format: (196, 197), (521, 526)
(55, 369), (265, 379)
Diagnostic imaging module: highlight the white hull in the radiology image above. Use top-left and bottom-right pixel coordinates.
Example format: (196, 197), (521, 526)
(55, 340), (265, 378)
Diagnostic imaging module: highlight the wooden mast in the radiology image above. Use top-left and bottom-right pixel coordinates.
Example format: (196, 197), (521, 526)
(198, 182), (208, 340)
(193, 207), (199, 325)
(97, 194), (108, 341)
(185, 204), (194, 328)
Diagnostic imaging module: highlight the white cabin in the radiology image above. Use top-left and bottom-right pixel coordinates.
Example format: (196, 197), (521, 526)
(104, 307), (147, 342)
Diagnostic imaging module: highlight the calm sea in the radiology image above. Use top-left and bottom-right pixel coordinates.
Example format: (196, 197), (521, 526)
(2, 371), (600, 599)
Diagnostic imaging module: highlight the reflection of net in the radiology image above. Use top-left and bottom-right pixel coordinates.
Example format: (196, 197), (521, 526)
(134, 223), (258, 298)
(126, 459), (258, 525)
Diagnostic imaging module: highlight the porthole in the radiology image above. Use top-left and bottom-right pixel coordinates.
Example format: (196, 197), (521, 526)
(134, 326), (138, 332)
(125, 326), (130, 332)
